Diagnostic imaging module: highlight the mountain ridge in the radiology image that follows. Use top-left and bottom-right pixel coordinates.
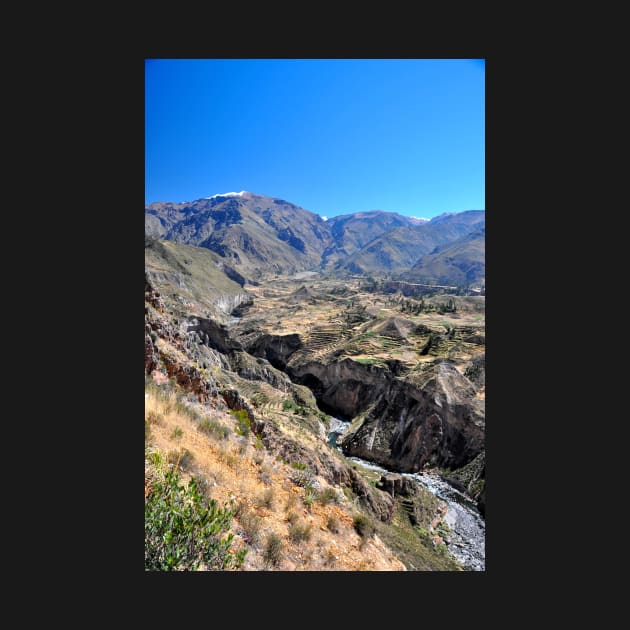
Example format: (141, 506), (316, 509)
(146, 192), (484, 287)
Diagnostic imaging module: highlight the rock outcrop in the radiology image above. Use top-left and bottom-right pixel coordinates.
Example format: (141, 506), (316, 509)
(341, 362), (484, 472)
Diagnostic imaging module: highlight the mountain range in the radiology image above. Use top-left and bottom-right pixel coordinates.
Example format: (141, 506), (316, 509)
(145, 191), (485, 287)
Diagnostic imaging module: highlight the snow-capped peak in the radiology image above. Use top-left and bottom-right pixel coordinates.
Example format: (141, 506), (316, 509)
(321, 216), (328, 221)
(206, 191), (247, 199)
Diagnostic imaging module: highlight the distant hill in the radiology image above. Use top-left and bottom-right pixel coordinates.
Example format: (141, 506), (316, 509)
(145, 192), (484, 286)
(400, 227), (485, 287)
(322, 211), (421, 267)
(336, 211), (485, 275)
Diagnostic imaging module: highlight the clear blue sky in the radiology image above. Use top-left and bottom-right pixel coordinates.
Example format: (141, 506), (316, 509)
(145, 59), (484, 220)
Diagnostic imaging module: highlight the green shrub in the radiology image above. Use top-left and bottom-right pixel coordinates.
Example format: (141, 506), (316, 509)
(264, 534), (283, 567)
(253, 434), (264, 450)
(231, 409), (251, 437)
(353, 513), (375, 538)
(303, 486), (317, 511)
(144, 469), (245, 571)
(286, 511), (299, 525)
(282, 399), (299, 413)
(288, 521), (312, 543)
(170, 426), (183, 440)
(290, 461), (307, 471)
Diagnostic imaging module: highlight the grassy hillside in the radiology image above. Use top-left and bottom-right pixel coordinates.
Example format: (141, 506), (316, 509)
(145, 237), (250, 321)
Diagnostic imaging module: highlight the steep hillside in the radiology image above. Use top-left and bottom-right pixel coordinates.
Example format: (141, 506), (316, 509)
(145, 236), (251, 323)
(401, 228), (485, 287)
(146, 192), (330, 280)
(145, 246), (470, 571)
(322, 211), (421, 268)
(337, 211), (485, 275)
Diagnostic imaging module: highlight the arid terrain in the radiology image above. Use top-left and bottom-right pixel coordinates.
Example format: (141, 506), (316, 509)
(145, 194), (485, 571)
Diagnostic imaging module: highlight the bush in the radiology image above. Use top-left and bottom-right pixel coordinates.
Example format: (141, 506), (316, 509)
(291, 469), (315, 488)
(167, 448), (194, 471)
(318, 487), (338, 506)
(198, 418), (231, 440)
(290, 461), (307, 471)
(253, 451), (265, 466)
(170, 426), (183, 440)
(145, 469), (245, 571)
(288, 521), (312, 543)
(264, 534), (283, 567)
(257, 488), (274, 510)
(326, 515), (340, 534)
(282, 399), (299, 413)
(303, 486), (317, 511)
(353, 513), (375, 538)
(231, 409), (251, 437)
(286, 511), (299, 525)
(237, 506), (262, 545)
(285, 493), (298, 511)
(146, 410), (163, 426)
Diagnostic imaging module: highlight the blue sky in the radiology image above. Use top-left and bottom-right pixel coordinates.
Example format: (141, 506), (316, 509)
(145, 59), (484, 220)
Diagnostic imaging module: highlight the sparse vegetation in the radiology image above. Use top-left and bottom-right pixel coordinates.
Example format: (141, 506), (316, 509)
(264, 534), (283, 567)
(146, 410), (164, 426)
(303, 486), (317, 511)
(198, 418), (231, 440)
(237, 506), (262, 545)
(326, 515), (340, 533)
(167, 448), (194, 471)
(318, 487), (338, 506)
(231, 409), (251, 437)
(288, 521), (312, 543)
(145, 467), (245, 571)
(353, 513), (375, 538)
(146, 251), (484, 572)
(257, 488), (275, 510)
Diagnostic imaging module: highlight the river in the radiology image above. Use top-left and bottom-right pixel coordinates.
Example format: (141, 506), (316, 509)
(328, 418), (485, 571)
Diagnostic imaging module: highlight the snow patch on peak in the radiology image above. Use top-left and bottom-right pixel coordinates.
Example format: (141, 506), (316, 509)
(321, 216), (328, 221)
(206, 191), (247, 199)
(411, 216), (429, 222)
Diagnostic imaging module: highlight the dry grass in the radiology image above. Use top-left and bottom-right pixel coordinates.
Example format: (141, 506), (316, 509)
(145, 384), (406, 571)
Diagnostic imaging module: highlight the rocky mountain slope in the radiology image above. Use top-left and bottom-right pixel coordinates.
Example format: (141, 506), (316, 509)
(401, 227), (485, 287)
(336, 210), (485, 275)
(145, 242), (472, 571)
(146, 193), (484, 287)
